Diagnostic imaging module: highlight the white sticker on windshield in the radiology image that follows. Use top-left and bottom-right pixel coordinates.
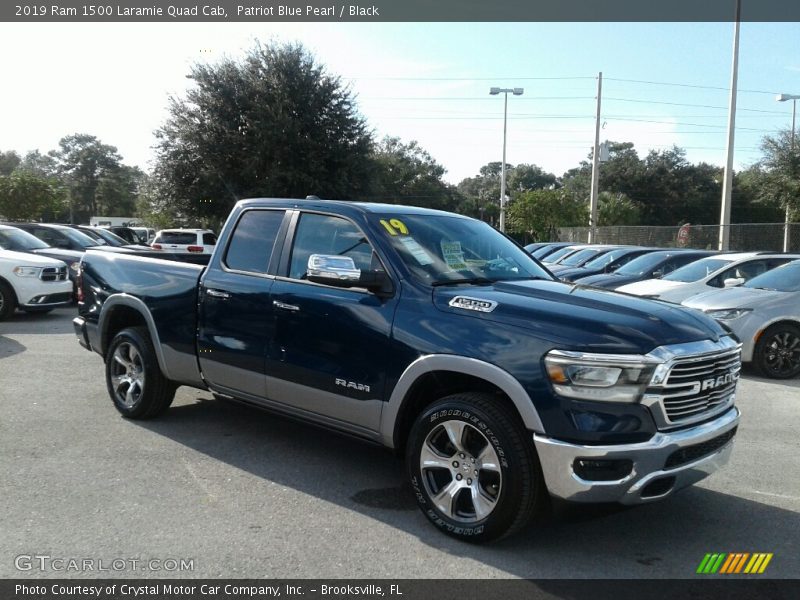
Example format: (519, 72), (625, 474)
(441, 241), (468, 271)
(399, 237), (434, 265)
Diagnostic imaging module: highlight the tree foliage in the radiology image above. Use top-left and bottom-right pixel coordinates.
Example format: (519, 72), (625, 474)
(367, 136), (463, 211)
(0, 171), (64, 221)
(154, 41), (373, 223)
(597, 192), (642, 226)
(506, 189), (588, 240)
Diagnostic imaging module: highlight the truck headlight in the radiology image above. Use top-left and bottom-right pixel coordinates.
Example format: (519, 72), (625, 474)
(544, 350), (658, 402)
(12, 266), (42, 277)
(706, 308), (752, 321)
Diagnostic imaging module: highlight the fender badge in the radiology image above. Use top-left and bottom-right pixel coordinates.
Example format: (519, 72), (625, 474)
(449, 296), (498, 313)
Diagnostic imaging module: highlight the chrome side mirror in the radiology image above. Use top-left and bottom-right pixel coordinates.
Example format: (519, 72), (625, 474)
(307, 254), (361, 282)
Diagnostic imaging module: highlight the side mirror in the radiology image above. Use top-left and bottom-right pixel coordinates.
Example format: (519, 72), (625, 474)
(724, 277), (745, 288)
(306, 254), (392, 296)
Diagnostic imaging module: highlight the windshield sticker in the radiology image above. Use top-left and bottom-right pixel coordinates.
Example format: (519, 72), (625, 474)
(399, 237), (434, 265)
(380, 218), (409, 236)
(440, 241), (468, 271)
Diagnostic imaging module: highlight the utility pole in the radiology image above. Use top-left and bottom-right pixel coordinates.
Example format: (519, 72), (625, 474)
(588, 72), (602, 243)
(490, 87), (524, 233)
(719, 0), (741, 251)
(776, 94), (798, 251)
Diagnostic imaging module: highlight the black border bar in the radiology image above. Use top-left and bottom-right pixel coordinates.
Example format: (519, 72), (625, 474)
(4, 0), (800, 23)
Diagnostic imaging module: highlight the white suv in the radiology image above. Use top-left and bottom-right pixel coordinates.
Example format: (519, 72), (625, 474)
(151, 229), (217, 254)
(0, 249), (73, 320)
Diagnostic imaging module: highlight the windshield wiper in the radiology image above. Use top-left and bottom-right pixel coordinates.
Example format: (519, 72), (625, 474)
(432, 277), (495, 287)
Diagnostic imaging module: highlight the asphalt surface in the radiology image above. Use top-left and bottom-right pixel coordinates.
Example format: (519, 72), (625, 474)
(1, 307), (798, 579)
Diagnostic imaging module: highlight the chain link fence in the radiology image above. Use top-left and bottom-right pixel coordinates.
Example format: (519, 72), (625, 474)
(556, 223), (800, 252)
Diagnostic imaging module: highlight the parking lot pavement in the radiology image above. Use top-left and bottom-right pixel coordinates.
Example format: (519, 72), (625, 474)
(1, 307), (798, 579)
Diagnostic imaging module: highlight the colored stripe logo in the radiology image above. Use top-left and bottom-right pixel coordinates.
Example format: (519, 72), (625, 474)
(696, 553), (773, 574)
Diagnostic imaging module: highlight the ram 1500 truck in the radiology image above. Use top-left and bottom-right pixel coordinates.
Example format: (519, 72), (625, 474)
(73, 199), (741, 542)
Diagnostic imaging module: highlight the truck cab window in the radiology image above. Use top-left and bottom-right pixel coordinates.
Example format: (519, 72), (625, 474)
(289, 213), (376, 280)
(224, 210), (285, 274)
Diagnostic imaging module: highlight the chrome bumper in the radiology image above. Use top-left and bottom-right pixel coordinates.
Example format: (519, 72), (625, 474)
(534, 406), (740, 504)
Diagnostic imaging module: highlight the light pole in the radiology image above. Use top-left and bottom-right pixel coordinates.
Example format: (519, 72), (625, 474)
(490, 86), (523, 232)
(777, 93), (799, 252)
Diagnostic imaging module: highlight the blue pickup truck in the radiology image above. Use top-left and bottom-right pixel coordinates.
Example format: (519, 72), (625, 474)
(74, 198), (741, 542)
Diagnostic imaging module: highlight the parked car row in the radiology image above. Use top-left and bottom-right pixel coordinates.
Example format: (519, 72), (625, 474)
(0, 222), (218, 320)
(526, 242), (800, 378)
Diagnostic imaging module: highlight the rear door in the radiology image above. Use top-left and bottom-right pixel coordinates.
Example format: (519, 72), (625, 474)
(197, 209), (288, 398)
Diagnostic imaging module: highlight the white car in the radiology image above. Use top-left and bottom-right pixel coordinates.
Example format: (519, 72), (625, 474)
(151, 229), (217, 254)
(0, 249), (73, 320)
(683, 260), (800, 379)
(616, 252), (800, 304)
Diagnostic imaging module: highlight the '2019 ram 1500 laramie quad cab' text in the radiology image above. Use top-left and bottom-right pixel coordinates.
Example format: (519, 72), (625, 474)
(74, 199), (741, 541)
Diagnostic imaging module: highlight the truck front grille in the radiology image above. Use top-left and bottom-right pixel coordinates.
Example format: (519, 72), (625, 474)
(40, 266), (68, 282)
(659, 349), (740, 423)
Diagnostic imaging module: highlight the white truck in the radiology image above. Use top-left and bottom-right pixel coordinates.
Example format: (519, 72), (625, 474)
(0, 249), (73, 320)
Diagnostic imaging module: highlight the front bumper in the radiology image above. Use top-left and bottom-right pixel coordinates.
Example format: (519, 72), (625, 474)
(534, 406), (740, 504)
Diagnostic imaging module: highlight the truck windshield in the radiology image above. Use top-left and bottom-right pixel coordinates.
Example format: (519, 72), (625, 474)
(372, 214), (553, 286)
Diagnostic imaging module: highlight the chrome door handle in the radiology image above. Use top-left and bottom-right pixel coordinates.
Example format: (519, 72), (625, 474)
(273, 300), (300, 312)
(205, 288), (231, 299)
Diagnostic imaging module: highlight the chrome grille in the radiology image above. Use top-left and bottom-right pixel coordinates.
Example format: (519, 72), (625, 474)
(40, 266), (68, 282)
(660, 349), (741, 423)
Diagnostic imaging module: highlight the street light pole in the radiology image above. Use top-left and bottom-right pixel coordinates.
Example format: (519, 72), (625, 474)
(719, 0), (741, 252)
(777, 93), (799, 251)
(490, 86), (524, 233)
(589, 72), (603, 243)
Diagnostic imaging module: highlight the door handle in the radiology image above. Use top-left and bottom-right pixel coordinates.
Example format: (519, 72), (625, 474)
(205, 288), (231, 299)
(273, 300), (300, 312)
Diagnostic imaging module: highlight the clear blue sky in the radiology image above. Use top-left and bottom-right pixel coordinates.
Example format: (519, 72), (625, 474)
(1, 21), (798, 183)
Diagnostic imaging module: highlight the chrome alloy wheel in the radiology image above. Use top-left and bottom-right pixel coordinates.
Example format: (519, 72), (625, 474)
(110, 342), (146, 408)
(764, 330), (800, 377)
(419, 420), (503, 522)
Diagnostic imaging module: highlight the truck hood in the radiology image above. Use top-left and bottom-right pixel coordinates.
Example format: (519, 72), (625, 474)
(0, 249), (67, 267)
(683, 286), (791, 311)
(433, 279), (726, 355)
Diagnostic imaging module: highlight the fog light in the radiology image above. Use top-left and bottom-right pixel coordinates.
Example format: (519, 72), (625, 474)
(573, 458), (633, 481)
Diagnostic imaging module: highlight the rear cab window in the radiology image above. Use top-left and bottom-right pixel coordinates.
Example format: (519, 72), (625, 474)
(224, 210), (286, 274)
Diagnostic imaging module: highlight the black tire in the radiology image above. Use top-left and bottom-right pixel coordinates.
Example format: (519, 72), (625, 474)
(105, 326), (177, 419)
(753, 323), (800, 379)
(0, 280), (16, 321)
(406, 392), (546, 543)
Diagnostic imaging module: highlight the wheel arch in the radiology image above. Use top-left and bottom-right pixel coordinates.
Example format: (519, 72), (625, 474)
(98, 294), (172, 379)
(381, 355), (544, 451)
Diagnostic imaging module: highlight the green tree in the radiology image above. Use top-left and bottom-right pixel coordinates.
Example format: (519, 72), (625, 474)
(0, 171), (64, 221)
(19, 150), (57, 177)
(506, 189), (588, 241)
(51, 134), (125, 223)
(507, 163), (557, 193)
(367, 136), (462, 210)
(754, 128), (800, 220)
(0, 150), (21, 176)
(597, 192), (642, 226)
(154, 41), (373, 222)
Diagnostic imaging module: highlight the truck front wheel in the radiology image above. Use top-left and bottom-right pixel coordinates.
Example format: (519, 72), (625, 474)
(406, 392), (546, 542)
(105, 327), (176, 419)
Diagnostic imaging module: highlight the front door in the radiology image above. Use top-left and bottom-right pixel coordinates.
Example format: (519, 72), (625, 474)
(266, 211), (397, 432)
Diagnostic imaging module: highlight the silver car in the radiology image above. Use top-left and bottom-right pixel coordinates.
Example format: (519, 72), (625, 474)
(683, 259), (800, 379)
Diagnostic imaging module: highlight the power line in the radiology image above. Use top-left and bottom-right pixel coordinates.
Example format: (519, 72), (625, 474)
(604, 97), (786, 114)
(604, 77), (778, 96)
(345, 75), (595, 81)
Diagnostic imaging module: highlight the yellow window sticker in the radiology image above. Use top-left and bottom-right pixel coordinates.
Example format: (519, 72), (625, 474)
(380, 218), (410, 236)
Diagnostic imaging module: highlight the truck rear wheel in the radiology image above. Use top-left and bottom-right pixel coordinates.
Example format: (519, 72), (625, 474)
(406, 392), (545, 542)
(105, 326), (176, 419)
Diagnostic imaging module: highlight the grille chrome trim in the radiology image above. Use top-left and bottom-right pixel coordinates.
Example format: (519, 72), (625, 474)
(39, 266), (68, 282)
(642, 338), (742, 431)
